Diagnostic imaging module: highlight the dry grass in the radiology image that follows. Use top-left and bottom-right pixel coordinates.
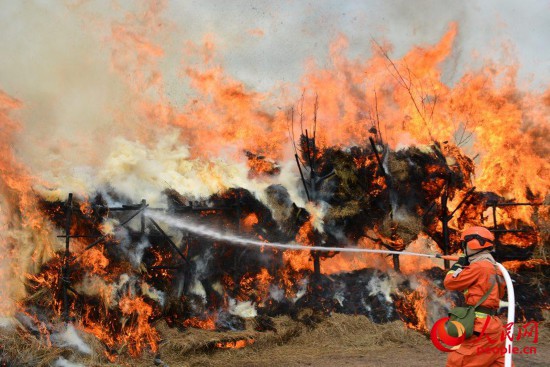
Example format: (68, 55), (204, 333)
(1, 313), (548, 367)
(177, 315), (431, 367)
(0, 329), (62, 367)
(0, 314), (427, 367)
(0, 320), (112, 367)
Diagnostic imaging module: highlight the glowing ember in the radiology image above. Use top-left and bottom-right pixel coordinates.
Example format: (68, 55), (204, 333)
(183, 316), (217, 331)
(216, 338), (255, 349)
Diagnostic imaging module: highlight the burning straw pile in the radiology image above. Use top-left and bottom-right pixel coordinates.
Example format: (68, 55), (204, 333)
(1, 133), (547, 366)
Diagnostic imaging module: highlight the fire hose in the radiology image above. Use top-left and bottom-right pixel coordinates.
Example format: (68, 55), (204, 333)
(147, 211), (515, 366)
(495, 262), (514, 367)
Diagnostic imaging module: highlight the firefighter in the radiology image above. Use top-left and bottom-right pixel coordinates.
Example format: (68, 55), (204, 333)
(444, 226), (512, 367)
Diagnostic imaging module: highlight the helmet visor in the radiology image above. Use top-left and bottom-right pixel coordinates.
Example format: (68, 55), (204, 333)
(463, 234), (493, 247)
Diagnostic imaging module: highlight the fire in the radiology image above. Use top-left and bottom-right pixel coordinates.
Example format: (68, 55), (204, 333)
(0, 90), (58, 317)
(79, 201), (94, 216)
(283, 218), (315, 272)
(321, 236), (391, 274)
(246, 152), (280, 178)
(82, 305), (116, 353)
(241, 213), (259, 232)
(216, 338), (255, 349)
(80, 294), (160, 357)
(183, 316), (216, 331)
(502, 259), (549, 272)
(24, 254), (64, 313)
(118, 296), (160, 356)
(80, 247), (110, 275)
(396, 275), (447, 332)
(254, 268), (274, 302)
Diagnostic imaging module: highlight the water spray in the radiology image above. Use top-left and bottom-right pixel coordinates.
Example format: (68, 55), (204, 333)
(147, 210), (515, 366)
(146, 211), (457, 261)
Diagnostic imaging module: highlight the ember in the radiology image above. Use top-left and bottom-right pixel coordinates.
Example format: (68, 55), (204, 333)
(216, 338), (255, 349)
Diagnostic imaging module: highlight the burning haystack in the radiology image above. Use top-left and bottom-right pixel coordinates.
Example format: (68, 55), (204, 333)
(0, 3), (548, 366)
(1, 134), (546, 365)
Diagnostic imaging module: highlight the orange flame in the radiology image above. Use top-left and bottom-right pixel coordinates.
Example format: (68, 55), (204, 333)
(241, 213), (259, 232)
(0, 90), (57, 316)
(183, 316), (216, 330)
(118, 296), (160, 356)
(216, 338), (255, 349)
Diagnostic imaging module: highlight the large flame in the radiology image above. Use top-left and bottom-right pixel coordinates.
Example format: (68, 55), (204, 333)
(0, 91), (59, 317)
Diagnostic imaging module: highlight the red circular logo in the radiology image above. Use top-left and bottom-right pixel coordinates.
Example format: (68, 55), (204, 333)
(430, 317), (465, 352)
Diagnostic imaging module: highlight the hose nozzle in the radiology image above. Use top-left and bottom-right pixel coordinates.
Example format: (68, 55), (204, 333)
(435, 254), (460, 261)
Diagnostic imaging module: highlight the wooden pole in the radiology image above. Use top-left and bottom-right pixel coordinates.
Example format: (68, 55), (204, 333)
(140, 199), (146, 236)
(295, 154), (311, 201)
(62, 193), (73, 322)
(492, 202), (499, 257)
(441, 187), (450, 270)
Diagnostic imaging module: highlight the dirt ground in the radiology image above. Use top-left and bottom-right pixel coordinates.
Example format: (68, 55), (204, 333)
(1, 313), (547, 366)
(208, 331), (548, 367)
(178, 314), (548, 367)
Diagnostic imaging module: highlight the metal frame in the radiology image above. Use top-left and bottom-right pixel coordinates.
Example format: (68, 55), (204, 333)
(487, 200), (544, 257)
(58, 192), (545, 320)
(58, 193), (242, 322)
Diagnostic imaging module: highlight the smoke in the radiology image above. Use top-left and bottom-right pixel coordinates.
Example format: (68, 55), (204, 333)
(0, 0), (546, 203)
(166, 1), (549, 91)
(54, 357), (86, 367)
(1, 0), (546, 202)
(0, 0), (547, 202)
(50, 324), (92, 355)
(367, 273), (393, 303)
(228, 299), (257, 318)
(0, 2), (129, 178)
(189, 280), (207, 301)
(0, 1), (158, 317)
(74, 275), (111, 303)
(407, 274), (453, 329)
(142, 282), (166, 307)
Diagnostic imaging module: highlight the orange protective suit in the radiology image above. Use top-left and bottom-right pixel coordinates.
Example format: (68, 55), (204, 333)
(444, 260), (513, 367)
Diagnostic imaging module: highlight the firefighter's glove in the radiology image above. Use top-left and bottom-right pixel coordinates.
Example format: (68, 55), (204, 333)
(450, 255), (468, 272)
(457, 254), (469, 266)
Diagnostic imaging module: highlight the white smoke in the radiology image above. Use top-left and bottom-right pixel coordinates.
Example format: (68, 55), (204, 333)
(50, 323), (92, 355)
(408, 273), (453, 329)
(0, 0), (544, 328)
(229, 299), (257, 318)
(120, 235), (151, 268)
(34, 134), (270, 206)
(141, 282), (166, 307)
(189, 280), (207, 301)
(0, 317), (15, 328)
(269, 285), (285, 302)
(54, 357), (86, 367)
(74, 274), (108, 295)
(367, 273), (393, 303)
(293, 278), (308, 303)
